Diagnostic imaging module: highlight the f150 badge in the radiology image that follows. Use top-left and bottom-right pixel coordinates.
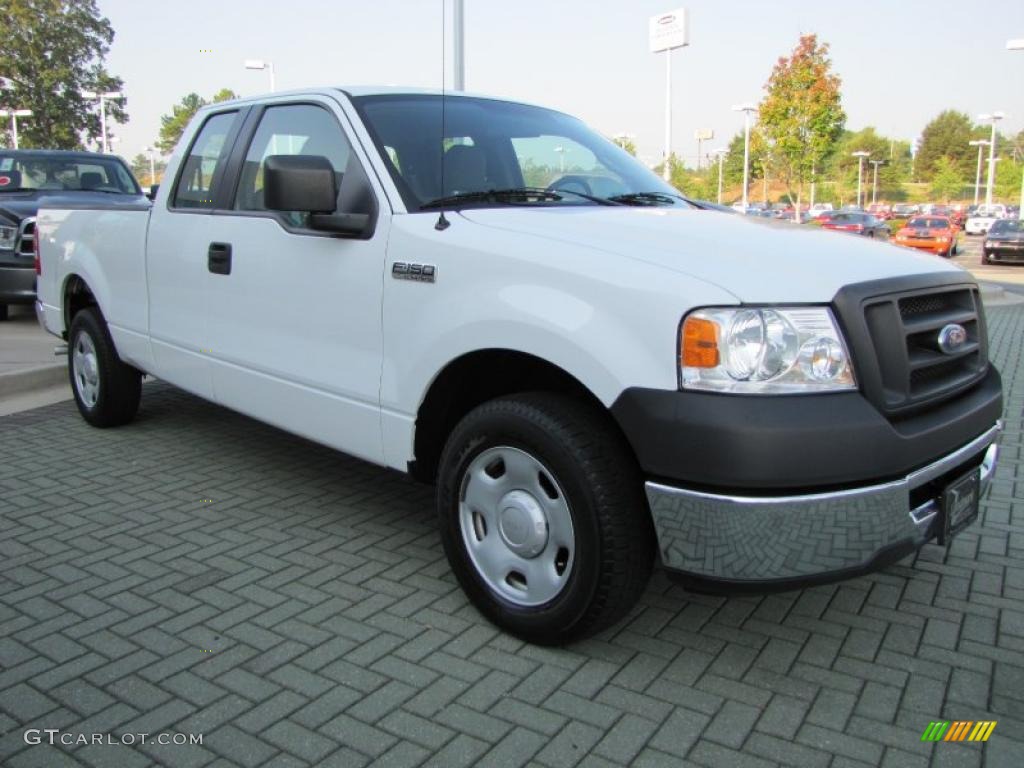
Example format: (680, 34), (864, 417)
(392, 262), (436, 283)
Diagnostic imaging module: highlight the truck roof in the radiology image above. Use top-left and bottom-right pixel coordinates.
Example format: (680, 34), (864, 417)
(0, 149), (124, 161)
(206, 86), (548, 111)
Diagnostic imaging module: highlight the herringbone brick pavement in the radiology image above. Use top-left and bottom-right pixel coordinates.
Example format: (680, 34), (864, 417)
(1, 306), (1023, 767)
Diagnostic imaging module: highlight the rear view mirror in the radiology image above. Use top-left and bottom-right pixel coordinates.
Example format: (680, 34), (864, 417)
(264, 154), (337, 213)
(264, 154), (369, 237)
(147, 184), (159, 201)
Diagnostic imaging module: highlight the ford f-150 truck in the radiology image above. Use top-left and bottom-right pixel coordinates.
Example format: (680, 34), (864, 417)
(35, 88), (1003, 644)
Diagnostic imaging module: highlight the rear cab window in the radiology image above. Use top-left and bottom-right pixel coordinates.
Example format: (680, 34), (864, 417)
(171, 111), (240, 210)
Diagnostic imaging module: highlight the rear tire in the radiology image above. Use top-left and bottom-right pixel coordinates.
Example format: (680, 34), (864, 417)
(437, 393), (655, 645)
(68, 307), (141, 427)
(0, 304), (8, 321)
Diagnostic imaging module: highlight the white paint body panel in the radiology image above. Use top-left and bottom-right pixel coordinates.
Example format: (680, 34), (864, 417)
(34, 88), (968, 476)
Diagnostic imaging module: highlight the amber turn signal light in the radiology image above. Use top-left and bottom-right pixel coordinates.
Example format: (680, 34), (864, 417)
(681, 316), (720, 368)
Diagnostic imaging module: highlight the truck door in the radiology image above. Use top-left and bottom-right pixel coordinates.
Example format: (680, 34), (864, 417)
(147, 109), (245, 399)
(203, 98), (388, 464)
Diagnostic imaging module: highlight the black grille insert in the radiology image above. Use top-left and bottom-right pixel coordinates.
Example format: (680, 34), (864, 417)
(17, 219), (35, 257)
(859, 286), (987, 415)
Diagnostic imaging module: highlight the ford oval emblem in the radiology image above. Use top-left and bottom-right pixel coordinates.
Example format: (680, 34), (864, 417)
(937, 324), (968, 354)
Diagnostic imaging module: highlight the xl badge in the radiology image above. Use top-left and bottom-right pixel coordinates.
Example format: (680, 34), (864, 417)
(392, 262), (436, 283)
(937, 323), (967, 354)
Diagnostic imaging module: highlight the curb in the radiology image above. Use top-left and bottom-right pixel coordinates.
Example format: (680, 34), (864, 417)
(979, 282), (1024, 307)
(0, 364), (67, 398)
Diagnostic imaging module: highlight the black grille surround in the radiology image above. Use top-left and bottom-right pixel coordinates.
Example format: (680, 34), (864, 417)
(832, 273), (990, 419)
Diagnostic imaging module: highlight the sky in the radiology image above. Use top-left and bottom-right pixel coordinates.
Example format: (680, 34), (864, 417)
(98, 0), (1024, 166)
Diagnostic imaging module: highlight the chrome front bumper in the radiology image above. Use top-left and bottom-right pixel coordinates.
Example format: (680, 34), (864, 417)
(645, 422), (1001, 583)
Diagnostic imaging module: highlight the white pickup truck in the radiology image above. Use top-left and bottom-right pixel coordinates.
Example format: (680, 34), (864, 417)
(36, 88), (1003, 644)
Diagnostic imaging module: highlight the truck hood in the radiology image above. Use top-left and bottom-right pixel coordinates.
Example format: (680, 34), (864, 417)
(460, 207), (964, 303)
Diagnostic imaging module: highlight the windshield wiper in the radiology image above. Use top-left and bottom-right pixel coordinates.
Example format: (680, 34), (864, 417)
(607, 191), (684, 206)
(421, 188), (565, 210)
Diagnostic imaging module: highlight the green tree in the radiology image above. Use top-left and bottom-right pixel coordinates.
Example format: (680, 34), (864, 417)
(929, 156), (963, 202)
(995, 156), (1022, 202)
(758, 34), (845, 217)
(157, 89), (238, 153)
(722, 129), (767, 191)
(915, 111), (979, 180)
(0, 0), (126, 149)
(611, 135), (637, 156)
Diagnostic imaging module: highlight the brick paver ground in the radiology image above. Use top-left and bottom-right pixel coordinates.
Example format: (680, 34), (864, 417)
(1, 306), (1023, 768)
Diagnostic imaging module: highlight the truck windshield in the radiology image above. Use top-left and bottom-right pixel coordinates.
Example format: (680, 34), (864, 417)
(0, 154), (139, 194)
(352, 94), (692, 211)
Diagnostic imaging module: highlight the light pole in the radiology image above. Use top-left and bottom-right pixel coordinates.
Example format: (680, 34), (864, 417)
(452, 0), (465, 90)
(968, 139), (990, 205)
(978, 112), (1004, 207)
(869, 159), (884, 205)
(712, 147), (727, 204)
(732, 104), (756, 211)
(852, 151), (870, 208)
(0, 108), (32, 149)
(81, 91), (124, 154)
(244, 59), (276, 92)
(1009, 40), (1023, 217)
(143, 146), (158, 186)
(612, 132), (636, 153)
(553, 146), (566, 173)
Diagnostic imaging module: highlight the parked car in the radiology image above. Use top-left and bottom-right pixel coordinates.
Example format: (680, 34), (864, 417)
(965, 208), (1002, 235)
(35, 87), (1003, 644)
(819, 211), (890, 238)
(891, 203), (919, 219)
(866, 203), (892, 220)
(893, 215), (959, 257)
(808, 202), (834, 218)
(0, 150), (145, 320)
(982, 218), (1024, 264)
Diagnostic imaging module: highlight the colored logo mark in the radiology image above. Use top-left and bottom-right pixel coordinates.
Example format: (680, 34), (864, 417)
(921, 721), (996, 742)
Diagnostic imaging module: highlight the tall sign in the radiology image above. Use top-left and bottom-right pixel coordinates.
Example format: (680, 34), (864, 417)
(650, 9), (690, 181)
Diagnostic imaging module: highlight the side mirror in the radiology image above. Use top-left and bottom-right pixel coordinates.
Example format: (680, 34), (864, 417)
(147, 184), (159, 201)
(264, 154), (369, 236)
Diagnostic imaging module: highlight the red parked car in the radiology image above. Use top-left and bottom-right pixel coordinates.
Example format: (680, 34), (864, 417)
(866, 203), (892, 221)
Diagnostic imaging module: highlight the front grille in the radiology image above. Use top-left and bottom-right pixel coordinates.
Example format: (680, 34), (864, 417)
(16, 218), (35, 258)
(857, 285), (987, 415)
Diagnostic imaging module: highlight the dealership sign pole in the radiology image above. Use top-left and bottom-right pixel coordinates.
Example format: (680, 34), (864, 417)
(650, 9), (689, 182)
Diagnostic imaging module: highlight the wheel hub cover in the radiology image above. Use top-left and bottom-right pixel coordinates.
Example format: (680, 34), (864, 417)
(497, 490), (548, 558)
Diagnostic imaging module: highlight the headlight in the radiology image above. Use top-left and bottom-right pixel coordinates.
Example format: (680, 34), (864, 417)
(680, 306), (856, 394)
(984, 240), (995, 248)
(0, 224), (16, 250)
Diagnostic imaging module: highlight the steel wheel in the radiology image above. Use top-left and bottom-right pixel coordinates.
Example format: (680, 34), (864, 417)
(72, 331), (100, 408)
(459, 445), (575, 607)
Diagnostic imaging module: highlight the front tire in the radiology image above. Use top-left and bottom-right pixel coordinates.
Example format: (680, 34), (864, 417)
(0, 303), (8, 321)
(437, 393), (655, 645)
(68, 307), (141, 427)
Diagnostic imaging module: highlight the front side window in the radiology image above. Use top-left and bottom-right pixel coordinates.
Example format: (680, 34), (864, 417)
(353, 94), (692, 211)
(172, 111), (238, 209)
(235, 104), (351, 228)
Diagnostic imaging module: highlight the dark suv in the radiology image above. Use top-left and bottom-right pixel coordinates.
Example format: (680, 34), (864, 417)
(0, 150), (145, 320)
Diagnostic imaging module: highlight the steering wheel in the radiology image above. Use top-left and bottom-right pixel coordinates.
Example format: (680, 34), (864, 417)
(547, 175), (594, 197)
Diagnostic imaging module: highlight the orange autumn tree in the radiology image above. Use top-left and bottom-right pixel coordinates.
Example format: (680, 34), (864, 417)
(758, 34), (845, 220)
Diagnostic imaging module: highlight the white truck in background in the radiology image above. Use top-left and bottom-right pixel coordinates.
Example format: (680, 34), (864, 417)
(36, 88), (1002, 644)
